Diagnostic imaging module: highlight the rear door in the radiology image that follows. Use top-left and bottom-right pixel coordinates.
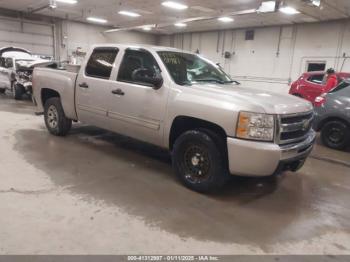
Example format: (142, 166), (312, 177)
(75, 47), (119, 129)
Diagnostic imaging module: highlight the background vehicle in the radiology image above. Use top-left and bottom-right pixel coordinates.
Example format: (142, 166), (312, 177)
(0, 46), (56, 100)
(313, 80), (350, 150)
(0, 47), (31, 95)
(32, 44), (315, 193)
(289, 71), (350, 104)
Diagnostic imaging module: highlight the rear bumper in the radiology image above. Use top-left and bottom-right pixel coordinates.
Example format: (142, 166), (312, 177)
(227, 130), (316, 177)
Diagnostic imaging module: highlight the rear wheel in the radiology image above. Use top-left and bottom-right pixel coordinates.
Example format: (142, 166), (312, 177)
(321, 120), (350, 150)
(13, 84), (24, 100)
(44, 97), (72, 136)
(0, 88), (5, 94)
(172, 129), (229, 193)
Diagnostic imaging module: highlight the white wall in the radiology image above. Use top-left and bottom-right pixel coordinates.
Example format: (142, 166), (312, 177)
(57, 21), (157, 61)
(0, 16), (54, 56)
(158, 20), (350, 93)
(0, 14), (158, 62)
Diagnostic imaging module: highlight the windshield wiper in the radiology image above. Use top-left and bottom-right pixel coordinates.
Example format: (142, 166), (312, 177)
(224, 80), (241, 85)
(194, 79), (240, 85)
(177, 80), (192, 86)
(194, 79), (226, 84)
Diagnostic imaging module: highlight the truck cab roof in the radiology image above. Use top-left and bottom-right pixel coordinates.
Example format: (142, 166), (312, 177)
(90, 43), (193, 54)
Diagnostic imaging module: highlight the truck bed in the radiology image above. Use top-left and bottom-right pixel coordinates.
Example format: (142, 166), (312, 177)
(32, 67), (79, 120)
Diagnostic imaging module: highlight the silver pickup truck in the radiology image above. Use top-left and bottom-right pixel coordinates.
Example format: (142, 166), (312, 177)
(32, 44), (316, 193)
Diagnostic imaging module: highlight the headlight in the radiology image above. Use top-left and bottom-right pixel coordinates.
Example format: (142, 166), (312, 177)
(236, 112), (275, 141)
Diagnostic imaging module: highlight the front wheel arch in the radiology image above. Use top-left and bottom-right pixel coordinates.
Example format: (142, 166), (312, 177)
(292, 93), (303, 98)
(320, 119), (350, 150)
(318, 117), (350, 131)
(169, 116), (228, 151)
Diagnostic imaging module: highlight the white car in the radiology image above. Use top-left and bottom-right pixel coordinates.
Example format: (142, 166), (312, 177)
(0, 47), (54, 100)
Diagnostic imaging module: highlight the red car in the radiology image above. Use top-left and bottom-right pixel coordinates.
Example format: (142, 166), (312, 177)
(289, 71), (350, 104)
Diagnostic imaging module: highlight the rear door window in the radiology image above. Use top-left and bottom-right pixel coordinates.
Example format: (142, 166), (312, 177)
(85, 47), (119, 79)
(307, 74), (324, 85)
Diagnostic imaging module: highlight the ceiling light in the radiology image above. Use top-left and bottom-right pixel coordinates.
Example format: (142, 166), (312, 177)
(174, 22), (187, 27)
(311, 0), (321, 7)
(218, 17), (234, 23)
(56, 0), (77, 4)
(49, 0), (57, 8)
(258, 1), (276, 13)
(118, 11), (141, 17)
(279, 6), (300, 15)
(162, 1), (188, 10)
(87, 17), (108, 24)
(143, 26), (152, 31)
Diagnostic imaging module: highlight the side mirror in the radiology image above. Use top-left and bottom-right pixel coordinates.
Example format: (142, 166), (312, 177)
(132, 68), (163, 90)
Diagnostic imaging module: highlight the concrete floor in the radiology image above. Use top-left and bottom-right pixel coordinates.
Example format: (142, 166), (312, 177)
(0, 93), (350, 255)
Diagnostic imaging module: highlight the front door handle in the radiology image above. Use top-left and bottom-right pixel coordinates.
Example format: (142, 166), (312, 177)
(112, 89), (125, 96)
(79, 82), (89, 88)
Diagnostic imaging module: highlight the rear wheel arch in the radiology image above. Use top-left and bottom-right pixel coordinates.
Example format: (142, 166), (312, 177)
(41, 88), (60, 107)
(318, 116), (350, 131)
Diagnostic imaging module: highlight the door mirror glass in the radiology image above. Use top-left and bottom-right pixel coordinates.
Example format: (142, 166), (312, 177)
(132, 68), (163, 90)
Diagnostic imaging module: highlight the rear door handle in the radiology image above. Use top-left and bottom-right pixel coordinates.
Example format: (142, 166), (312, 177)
(112, 89), (125, 96)
(79, 82), (89, 88)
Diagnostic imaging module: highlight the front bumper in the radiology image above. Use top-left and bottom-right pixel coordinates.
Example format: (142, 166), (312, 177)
(227, 130), (316, 177)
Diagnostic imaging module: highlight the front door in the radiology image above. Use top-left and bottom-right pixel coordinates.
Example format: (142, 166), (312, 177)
(107, 48), (168, 146)
(0, 57), (13, 89)
(305, 74), (325, 101)
(0, 57), (6, 88)
(75, 47), (119, 129)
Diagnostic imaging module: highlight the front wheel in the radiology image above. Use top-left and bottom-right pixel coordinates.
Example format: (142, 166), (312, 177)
(13, 84), (24, 100)
(172, 130), (229, 193)
(321, 120), (350, 150)
(44, 97), (72, 136)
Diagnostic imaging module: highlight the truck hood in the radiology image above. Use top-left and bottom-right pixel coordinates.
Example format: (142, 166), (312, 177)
(16, 59), (52, 69)
(0, 47), (31, 57)
(189, 83), (313, 115)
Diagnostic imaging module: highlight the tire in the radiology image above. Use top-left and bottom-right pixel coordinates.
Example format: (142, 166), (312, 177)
(172, 129), (229, 193)
(44, 97), (72, 136)
(321, 120), (350, 150)
(292, 93), (302, 98)
(13, 84), (24, 100)
(0, 88), (5, 94)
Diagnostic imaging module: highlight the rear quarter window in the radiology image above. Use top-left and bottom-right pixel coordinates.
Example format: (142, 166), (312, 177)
(307, 74), (324, 84)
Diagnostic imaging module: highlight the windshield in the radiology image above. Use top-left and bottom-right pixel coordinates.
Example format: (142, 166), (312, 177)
(329, 79), (350, 93)
(2, 51), (32, 60)
(157, 51), (237, 86)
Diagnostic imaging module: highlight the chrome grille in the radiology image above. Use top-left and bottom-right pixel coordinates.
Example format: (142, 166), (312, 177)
(277, 111), (314, 145)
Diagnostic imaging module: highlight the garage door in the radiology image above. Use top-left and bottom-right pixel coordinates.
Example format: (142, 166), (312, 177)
(0, 16), (54, 57)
